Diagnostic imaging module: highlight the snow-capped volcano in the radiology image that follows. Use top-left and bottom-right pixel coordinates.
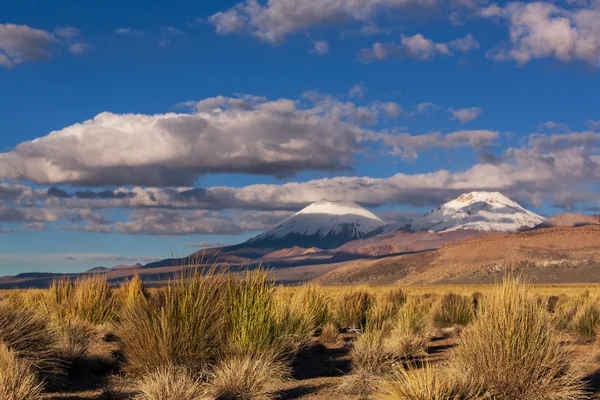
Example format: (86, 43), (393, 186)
(406, 191), (545, 233)
(246, 200), (388, 249)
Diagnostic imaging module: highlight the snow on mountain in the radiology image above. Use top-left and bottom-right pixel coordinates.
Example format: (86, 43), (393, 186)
(246, 200), (388, 249)
(406, 191), (545, 233)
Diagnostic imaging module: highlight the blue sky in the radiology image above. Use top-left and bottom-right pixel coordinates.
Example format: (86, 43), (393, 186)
(1, 0), (600, 275)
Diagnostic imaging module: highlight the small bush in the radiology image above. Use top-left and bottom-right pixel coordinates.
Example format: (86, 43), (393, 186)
(335, 290), (373, 330)
(452, 277), (588, 400)
(385, 299), (430, 358)
(319, 321), (339, 344)
(431, 293), (474, 329)
(56, 318), (96, 361)
(382, 288), (407, 311)
(570, 299), (600, 339)
(0, 301), (63, 381)
(134, 366), (205, 400)
(227, 269), (285, 358)
(206, 353), (289, 400)
(554, 296), (586, 330)
(0, 344), (44, 400)
(118, 267), (228, 375)
(351, 328), (390, 374)
(377, 361), (483, 400)
(546, 295), (560, 313)
(120, 274), (148, 310)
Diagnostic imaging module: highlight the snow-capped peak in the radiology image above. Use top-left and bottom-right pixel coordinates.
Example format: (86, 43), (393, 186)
(407, 191), (545, 233)
(246, 200), (387, 249)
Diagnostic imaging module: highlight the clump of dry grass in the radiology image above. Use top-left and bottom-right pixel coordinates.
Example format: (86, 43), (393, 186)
(452, 277), (588, 400)
(0, 344), (44, 400)
(44, 275), (118, 326)
(227, 269), (285, 358)
(335, 289), (373, 330)
(120, 274), (148, 310)
(377, 361), (484, 400)
(431, 293), (474, 329)
(570, 299), (600, 340)
(319, 321), (339, 344)
(274, 284), (330, 351)
(133, 365), (205, 400)
(206, 353), (289, 400)
(385, 299), (430, 358)
(118, 267), (228, 375)
(56, 318), (96, 361)
(554, 296), (586, 331)
(0, 301), (63, 381)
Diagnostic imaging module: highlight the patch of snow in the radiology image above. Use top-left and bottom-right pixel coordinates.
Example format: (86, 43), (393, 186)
(408, 191), (545, 233)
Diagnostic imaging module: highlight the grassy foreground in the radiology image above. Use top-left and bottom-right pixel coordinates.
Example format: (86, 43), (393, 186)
(0, 270), (599, 399)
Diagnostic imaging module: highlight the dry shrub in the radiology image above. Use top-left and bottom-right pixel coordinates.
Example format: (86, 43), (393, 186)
(377, 361), (484, 400)
(335, 289), (373, 330)
(338, 367), (380, 397)
(554, 296), (586, 331)
(546, 295), (560, 313)
(382, 288), (407, 311)
(56, 318), (97, 360)
(134, 366), (205, 400)
(431, 293), (474, 329)
(44, 275), (118, 326)
(0, 301), (63, 381)
(206, 353), (289, 400)
(0, 344), (44, 400)
(120, 274), (148, 310)
(452, 277), (588, 400)
(385, 300), (430, 358)
(351, 328), (391, 374)
(118, 267), (228, 375)
(227, 269), (285, 357)
(570, 299), (600, 340)
(274, 284), (329, 351)
(319, 321), (339, 344)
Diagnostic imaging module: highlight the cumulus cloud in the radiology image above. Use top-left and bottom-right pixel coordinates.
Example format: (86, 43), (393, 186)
(538, 121), (570, 132)
(359, 33), (479, 62)
(481, 2), (600, 66)
(0, 93), (448, 187)
(55, 27), (91, 54)
(209, 0), (437, 44)
(449, 107), (483, 123)
(0, 23), (53, 67)
(368, 129), (497, 160)
(0, 94), (370, 186)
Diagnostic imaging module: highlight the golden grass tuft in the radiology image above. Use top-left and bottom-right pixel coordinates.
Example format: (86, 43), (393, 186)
(0, 344), (44, 400)
(120, 274), (148, 310)
(570, 299), (600, 340)
(452, 277), (588, 400)
(0, 301), (63, 381)
(205, 353), (289, 400)
(118, 267), (228, 375)
(431, 293), (474, 329)
(377, 361), (484, 400)
(319, 321), (339, 344)
(133, 365), (205, 400)
(385, 299), (431, 358)
(335, 289), (373, 330)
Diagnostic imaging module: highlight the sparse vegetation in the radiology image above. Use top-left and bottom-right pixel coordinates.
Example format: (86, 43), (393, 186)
(431, 293), (474, 329)
(0, 276), (597, 399)
(452, 277), (588, 399)
(0, 343), (44, 400)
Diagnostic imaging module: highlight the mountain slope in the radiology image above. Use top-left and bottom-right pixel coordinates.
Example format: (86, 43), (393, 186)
(406, 191), (544, 233)
(534, 213), (600, 229)
(245, 200), (388, 249)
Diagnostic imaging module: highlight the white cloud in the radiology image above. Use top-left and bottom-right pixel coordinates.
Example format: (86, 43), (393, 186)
(449, 107), (483, 123)
(309, 39), (329, 55)
(0, 23), (53, 67)
(158, 26), (185, 47)
(587, 120), (600, 130)
(482, 2), (600, 67)
(209, 0), (437, 44)
(538, 121), (570, 131)
(348, 84), (365, 99)
(55, 26), (91, 55)
(114, 28), (144, 37)
(359, 33), (479, 62)
(0, 93), (374, 186)
(368, 129), (497, 160)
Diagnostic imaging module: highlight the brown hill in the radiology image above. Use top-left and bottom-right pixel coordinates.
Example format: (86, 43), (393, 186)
(316, 225), (600, 285)
(534, 213), (600, 229)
